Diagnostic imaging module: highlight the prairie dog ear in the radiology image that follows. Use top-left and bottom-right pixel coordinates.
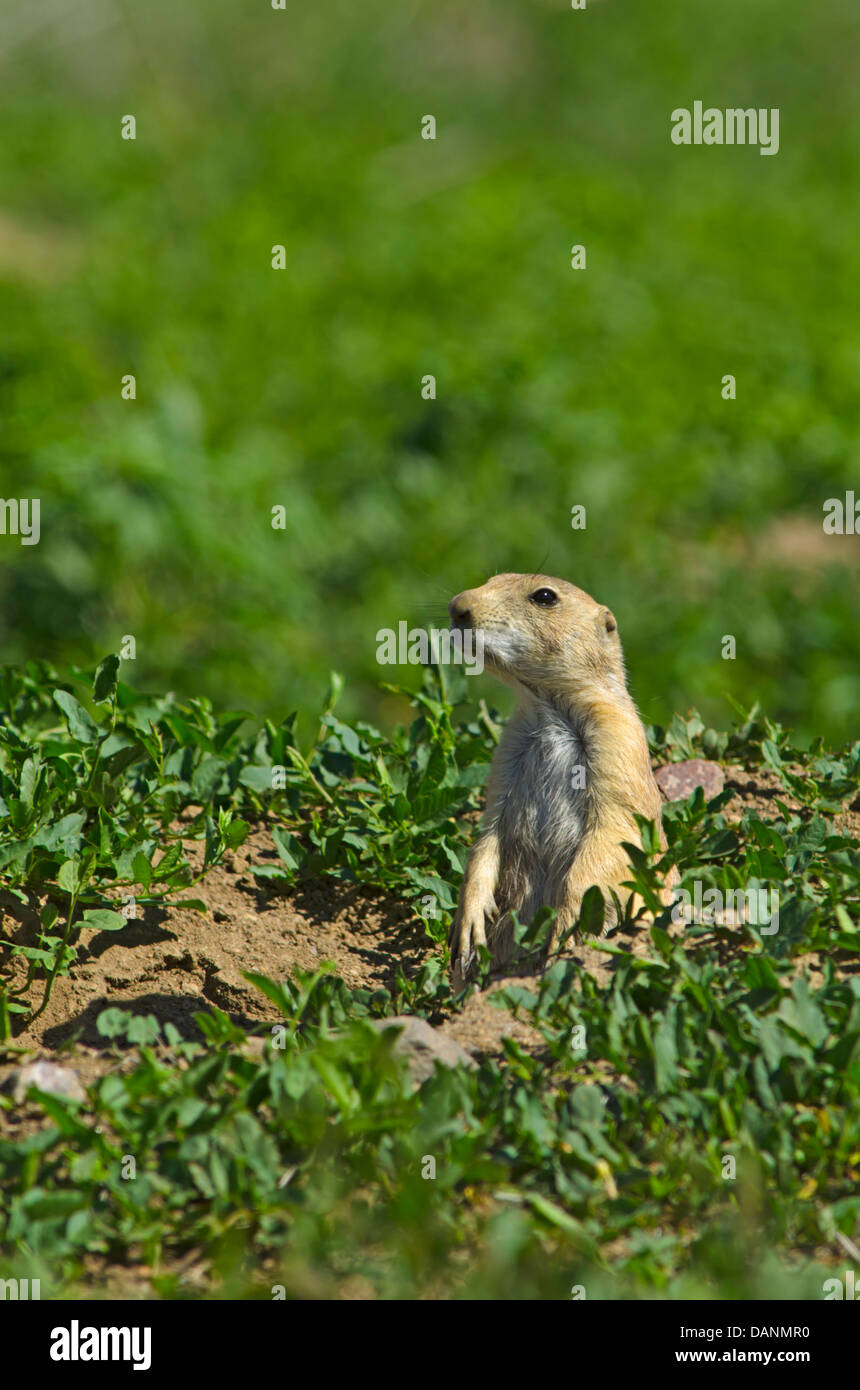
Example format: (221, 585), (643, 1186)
(600, 606), (617, 635)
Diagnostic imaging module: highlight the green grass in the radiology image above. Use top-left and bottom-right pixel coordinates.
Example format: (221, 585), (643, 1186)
(1, 656), (858, 1298)
(1, 0), (859, 742)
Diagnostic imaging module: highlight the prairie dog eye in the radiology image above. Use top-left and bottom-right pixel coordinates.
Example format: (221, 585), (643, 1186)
(528, 587), (559, 608)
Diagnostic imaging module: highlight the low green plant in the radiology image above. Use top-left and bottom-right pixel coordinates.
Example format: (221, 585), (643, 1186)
(1, 657), (858, 1298)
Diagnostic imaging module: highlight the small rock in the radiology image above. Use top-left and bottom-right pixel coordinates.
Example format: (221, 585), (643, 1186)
(655, 759), (725, 803)
(369, 1015), (476, 1086)
(2, 1060), (87, 1105)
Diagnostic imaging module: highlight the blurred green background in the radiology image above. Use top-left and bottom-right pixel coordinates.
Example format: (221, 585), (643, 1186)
(1, 0), (858, 743)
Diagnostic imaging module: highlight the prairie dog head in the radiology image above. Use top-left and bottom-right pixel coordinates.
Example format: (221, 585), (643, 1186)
(448, 573), (626, 699)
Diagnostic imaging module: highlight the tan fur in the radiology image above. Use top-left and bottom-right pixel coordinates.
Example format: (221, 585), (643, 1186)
(448, 573), (677, 980)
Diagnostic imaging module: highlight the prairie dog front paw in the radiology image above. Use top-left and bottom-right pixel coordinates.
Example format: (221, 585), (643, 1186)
(449, 892), (496, 974)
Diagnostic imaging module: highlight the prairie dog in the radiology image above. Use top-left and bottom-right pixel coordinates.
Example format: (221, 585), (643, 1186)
(448, 573), (675, 978)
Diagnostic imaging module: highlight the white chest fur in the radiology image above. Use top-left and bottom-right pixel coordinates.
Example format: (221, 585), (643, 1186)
(494, 702), (589, 889)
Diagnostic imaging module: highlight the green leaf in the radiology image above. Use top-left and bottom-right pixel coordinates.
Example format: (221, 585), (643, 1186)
(411, 785), (464, 823)
(33, 812), (87, 855)
(93, 654), (120, 703)
(312, 1054), (354, 1108)
(778, 977), (828, 1047)
(81, 908), (127, 932)
(192, 755), (227, 799)
(96, 1007), (132, 1038)
(523, 1192), (592, 1240)
(239, 765), (278, 793)
(29, 1091), (91, 1137)
(653, 1005), (679, 1091)
(132, 851), (152, 892)
(153, 844), (184, 881)
(19, 756), (40, 807)
(577, 885), (606, 938)
(127, 1014), (161, 1045)
(225, 817), (250, 849)
(272, 826), (300, 869)
(53, 689), (100, 743)
(761, 739), (784, 772)
(324, 671), (344, 713)
(57, 859), (80, 894)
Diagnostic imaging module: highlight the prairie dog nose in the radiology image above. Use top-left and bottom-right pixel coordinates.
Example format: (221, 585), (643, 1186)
(448, 594), (473, 629)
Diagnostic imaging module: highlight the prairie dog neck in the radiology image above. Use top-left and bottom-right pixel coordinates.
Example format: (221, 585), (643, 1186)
(515, 682), (654, 825)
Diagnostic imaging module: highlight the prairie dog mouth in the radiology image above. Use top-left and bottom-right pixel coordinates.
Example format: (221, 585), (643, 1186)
(470, 625), (527, 668)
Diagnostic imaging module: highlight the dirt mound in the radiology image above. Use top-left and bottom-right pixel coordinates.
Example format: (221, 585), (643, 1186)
(5, 826), (420, 1050)
(2, 821), (545, 1064)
